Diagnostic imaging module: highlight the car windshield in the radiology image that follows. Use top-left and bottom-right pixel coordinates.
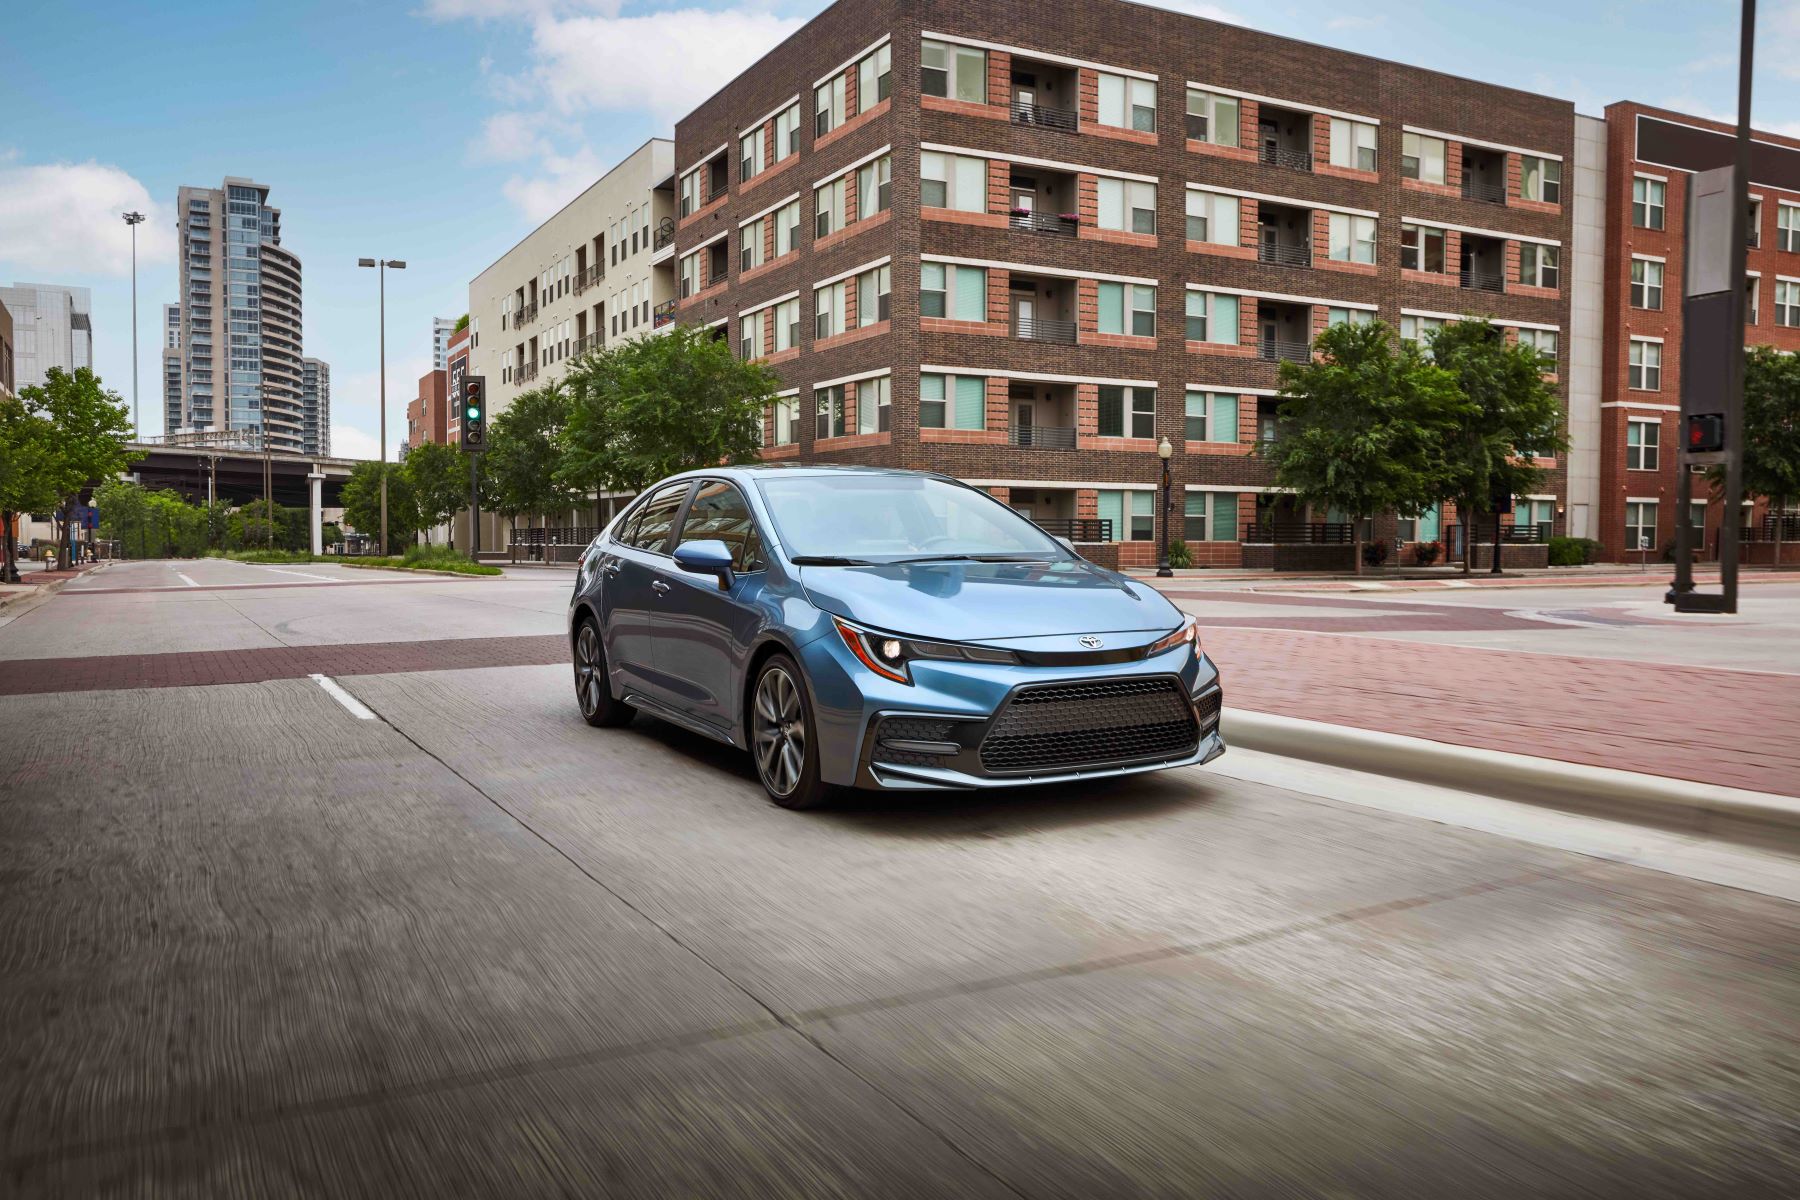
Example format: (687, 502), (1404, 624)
(755, 474), (1070, 563)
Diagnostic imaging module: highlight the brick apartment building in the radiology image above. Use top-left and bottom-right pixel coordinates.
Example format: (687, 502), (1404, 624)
(671, 0), (1575, 566)
(1596, 102), (1800, 563)
(407, 367), (449, 452)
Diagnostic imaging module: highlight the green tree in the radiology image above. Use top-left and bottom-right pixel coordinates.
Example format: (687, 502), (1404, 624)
(340, 462), (421, 548)
(19, 368), (140, 568)
(1429, 319), (1569, 574)
(0, 394), (59, 581)
(1712, 346), (1800, 565)
(560, 325), (771, 501)
(1263, 320), (1469, 573)
(486, 381), (581, 542)
(402, 440), (468, 543)
(453, 313), (470, 333)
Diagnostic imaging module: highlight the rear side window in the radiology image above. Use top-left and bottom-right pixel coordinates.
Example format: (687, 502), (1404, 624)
(620, 482), (690, 552)
(677, 480), (766, 570)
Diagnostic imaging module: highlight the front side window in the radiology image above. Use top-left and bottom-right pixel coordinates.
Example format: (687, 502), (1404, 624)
(741, 219), (765, 272)
(921, 151), (987, 212)
(1184, 89), (1239, 146)
(1186, 291), (1239, 344)
(919, 372), (987, 430)
(1185, 190), (1238, 245)
(815, 385), (846, 439)
(815, 75), (846, 137)
(677, 481), (764, 571)
(1097, 178), (1156, 234)
(775, 199), (802, 257)
(1633, 176), (1666, 229)
(774, 103), (801, 161)
(856, 374), (891, 434)
(857, 42), (891, 113)
(1625, 501), (1658, 554)
(815, 178), (846, 238)
(740, 127), (765, 181)
(774, 299), (800, 352)
(1184, 390), (1238, 442)
(1097, 73), (1156, 132)
(1629, 339), (1662, 390)
(857, 155), (892, 218)
(1521, 155), (1561, 203)
(1630, 258), (1663, 310)
(921, 39), (986, 103)
(620, 482), (690, 552)
(1329, 118), (1377, 171)
(1520, 243), (1560, 289)
(1097, 385), (1155, 439)
(1098, 282), (1156, 337)
(1627, 418), (1660, 471)
(1328, 213), (1376, 263)
(1401, 132), (1446, 184)
(856, 264), (891, 326)
(1400, 223), (1446, 273)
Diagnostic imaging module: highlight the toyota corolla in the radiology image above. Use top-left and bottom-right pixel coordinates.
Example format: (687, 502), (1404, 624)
(569, 466), (1224, 808)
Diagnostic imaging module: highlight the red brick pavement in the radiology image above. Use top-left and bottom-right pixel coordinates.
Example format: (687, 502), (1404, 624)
(1202, 628), (1800, 796)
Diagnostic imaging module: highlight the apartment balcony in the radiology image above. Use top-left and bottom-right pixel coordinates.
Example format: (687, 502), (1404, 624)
(1459, 268), (1506, 293)
(1257, 105), (1314, 173)
(1259, 337), (1312, 363)
(1460, 178), (1507, 205)
(1011, 100), (1078, 133)
(1461, 146), (1507, 205)
(1259, 144), (1313, 172)
(1008, 167), (1079, 239)
(1459, 233), (1506, 294)
(575, 332), (602, 354)
(515, 304), (538, 328)
(1009, 210), (1079, 238)
(519, 360), (538, 382)
(1013, 316), (1078, 345)
(573, 264), (603, 295)
(1009, 424), (1077, 449)
(653, 218), (676, 251)
(1007, 57), (1079, 134)
(653, 299), (676, 328)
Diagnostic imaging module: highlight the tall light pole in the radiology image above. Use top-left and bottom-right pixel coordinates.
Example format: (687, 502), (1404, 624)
(358, 258), (406, 555)
(1156, 437), (1174, 578)
(122, 211), (146, 436)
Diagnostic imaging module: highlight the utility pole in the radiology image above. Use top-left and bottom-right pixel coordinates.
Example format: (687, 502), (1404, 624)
(358, 259), (406, 555)
(123, 211), (145, 437)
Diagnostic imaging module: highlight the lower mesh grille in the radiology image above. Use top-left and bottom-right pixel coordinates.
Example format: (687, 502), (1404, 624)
(875, 717), (960, 766)
(1195, 687), (1222, 730)
(979, 676), (1199, 773)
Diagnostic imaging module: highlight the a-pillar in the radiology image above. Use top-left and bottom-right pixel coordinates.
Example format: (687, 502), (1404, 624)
(307, 471), (325, 555)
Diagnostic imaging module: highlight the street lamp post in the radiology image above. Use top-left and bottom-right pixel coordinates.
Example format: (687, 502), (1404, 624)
(1156, 437), (1174, 578)
(122, 212), (146, 437)
(358, 258), (406, 555)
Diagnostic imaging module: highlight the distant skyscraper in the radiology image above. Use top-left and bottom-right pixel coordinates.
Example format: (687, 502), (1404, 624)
(161, 303), (181, 434)
(432, 317), (458, 370)
(173, 178), (304, 451)
(0, 282), (92, 390)
(302, 357), (330, 456)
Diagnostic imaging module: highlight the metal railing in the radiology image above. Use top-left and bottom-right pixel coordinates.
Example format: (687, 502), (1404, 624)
(1448, 522), (1551, 547)
(1459, 269), (1505, 293)
(705, 181), (729, 205)
(653, 218), (676, 250)
(1011, 101), (1078, 132)
(1009, 425), (1077, 450)
(1009, 211), (1079, 238)
(1461, 179), (1508, 205)
(653, 299), (677, 328)
(574, 264), (603, 294)
(519, 360), (538, 382)
(1014, 316), (1078, 345)
(575, 332), (602, 354)
(1242, 522), (1355, 544)
(1258, 241), (1312, 268)
(514, 304), (538, 327)
(1034, 517), (1112, 542)
(1259, 144), (1313, 172)
(1259, 337), (1312, 364)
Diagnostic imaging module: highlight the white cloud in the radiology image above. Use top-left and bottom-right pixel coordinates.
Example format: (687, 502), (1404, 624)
(0, 160), (173, 276)
(419, 0), (624, 21)
(1772, 1), (1800, 80)
(332, 354), (433, 461)
(329, 421), (383, 461)
(471, 111), (552, 163)
(1680, 51), (1735, 75)
(502, 145), (609, 224)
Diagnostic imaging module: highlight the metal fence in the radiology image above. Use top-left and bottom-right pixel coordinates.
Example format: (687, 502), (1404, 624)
(1033, 517), (1112, 543)
(1241, 522), (1355, 544)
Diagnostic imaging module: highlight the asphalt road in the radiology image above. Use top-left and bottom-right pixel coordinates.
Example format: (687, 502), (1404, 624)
(2, 560), (1797, 1197)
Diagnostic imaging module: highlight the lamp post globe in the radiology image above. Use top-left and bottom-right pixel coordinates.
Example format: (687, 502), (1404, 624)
(1156, 437), (1174, 578)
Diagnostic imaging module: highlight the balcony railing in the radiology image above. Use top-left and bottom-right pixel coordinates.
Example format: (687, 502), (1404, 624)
(1242, 522), (1355, 544)
(706, 181), (729, 205)
(1259, 337), (1312, 364)
(574, 264), (603, 295)
(1259, 144), (1313, 172)
(1014, 316), (1078, 345)
(653, 299), (676, 328)
(1258, 241), (1312, 268)
(1009, 425), (1078, 450)
(514, 304), (538, 327)
(1461, 179), (1508, 205)
(1448, 522), (1550, 547)
(1011, 101), (1078, 133)
(1009, 210), (1079, 238)
(519, 360), (538, 382)
(1034, 517), (1112, 542)
(653, 218), (676, 251)
(575, 332), (602, 355)
(1459, 269), (1505, 293)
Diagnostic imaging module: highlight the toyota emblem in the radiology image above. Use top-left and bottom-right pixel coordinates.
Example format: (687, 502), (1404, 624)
(1078, 635), (1103, 649)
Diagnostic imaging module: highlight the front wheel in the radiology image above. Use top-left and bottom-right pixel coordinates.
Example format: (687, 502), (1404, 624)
(750, 654), (834, 809)
(574, 618), (635, 728)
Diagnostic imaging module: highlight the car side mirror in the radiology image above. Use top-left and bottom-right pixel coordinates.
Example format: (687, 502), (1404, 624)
(672, 539), (735, 590)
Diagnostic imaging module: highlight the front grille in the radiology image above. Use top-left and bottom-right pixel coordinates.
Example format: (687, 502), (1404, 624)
(979, 676), (1199, 774)
(875, 717), (960, 767)
(1195, 687), (1222, 731)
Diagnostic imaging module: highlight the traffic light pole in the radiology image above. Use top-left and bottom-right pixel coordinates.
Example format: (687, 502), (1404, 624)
(470, 452), (481, 558)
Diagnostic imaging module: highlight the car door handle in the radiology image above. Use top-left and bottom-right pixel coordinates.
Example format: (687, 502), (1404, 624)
(602, 561), (621, 576)
(650, 579), (671, 594)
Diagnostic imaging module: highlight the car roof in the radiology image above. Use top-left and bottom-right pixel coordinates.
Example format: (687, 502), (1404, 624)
(679, 464), (957, 482)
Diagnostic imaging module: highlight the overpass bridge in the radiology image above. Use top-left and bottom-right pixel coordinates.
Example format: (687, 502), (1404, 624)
(125, 432), (367, 553)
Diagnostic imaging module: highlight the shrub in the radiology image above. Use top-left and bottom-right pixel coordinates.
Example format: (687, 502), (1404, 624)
(1413, 540), (1442, 566)
(1362, 540), (1389, 566)
(1166, 539), (1193, 569)
(1547, 536), (1603, 566)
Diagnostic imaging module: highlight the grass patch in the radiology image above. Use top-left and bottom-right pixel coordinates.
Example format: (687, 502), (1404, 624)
(339, 544), (502, 576)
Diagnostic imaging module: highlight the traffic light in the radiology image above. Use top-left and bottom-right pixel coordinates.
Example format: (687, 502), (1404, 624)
(463, 375), (488, 451)
(1686, 412), (1724, 454)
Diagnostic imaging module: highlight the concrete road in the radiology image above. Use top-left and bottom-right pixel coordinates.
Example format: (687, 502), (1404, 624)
(2, 561), (1796, 1197)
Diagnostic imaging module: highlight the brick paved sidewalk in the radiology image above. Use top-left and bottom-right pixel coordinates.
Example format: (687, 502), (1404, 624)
(1204, 627), (1800, 796)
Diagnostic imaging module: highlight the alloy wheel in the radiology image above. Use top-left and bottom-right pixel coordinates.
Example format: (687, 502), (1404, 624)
(575, 624), (603, 718)
(753, 665), (806, 797)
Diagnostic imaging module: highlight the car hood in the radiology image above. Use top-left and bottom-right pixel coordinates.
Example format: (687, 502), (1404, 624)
(797, 559), (1181, 643)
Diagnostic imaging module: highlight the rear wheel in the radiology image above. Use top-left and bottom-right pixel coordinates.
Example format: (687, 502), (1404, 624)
(574, 618), (635, 728)
(751, 654), (834, 809)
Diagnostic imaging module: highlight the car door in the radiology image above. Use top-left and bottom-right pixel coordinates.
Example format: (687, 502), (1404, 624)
(652, 479), (768, 738)
(600, 481), (691, 699)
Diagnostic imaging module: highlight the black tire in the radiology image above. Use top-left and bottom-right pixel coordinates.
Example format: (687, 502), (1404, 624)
(749, 654), (835, 809)
(574, 617), (635, 728)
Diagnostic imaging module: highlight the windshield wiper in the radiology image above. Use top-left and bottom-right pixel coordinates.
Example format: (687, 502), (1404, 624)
(887, 553), (1053, 565)
(788, 555), (878, 566)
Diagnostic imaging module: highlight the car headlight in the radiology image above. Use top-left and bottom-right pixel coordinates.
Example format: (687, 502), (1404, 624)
(832, 617), (1018, 685)
(1146, 614), (1200, 659)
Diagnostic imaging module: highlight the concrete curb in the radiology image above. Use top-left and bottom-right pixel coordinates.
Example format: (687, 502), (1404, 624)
(0, 562), (106, 626)
(337, 563), (503, 578)
(1222, 707), (1800, 848)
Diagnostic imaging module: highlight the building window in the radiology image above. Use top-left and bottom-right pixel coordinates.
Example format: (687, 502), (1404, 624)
(1779, 203), (1800, 253)
(679, 168), (704, 218)
(1397, 503), (1441, 543)
(815, 75), (846, 137)
(1633, 176), (1665, 230)
(1097, 178), (1156, 235)
(856, 263), (891, 326)
(1747, 198), (1763, 248)
(1327, 307), (1374, 328)
(678, 251), (700, 297)
(1630, 258), (1663, 310)
(1185, 190), (1238, 245)
(1184, 390), (1238, 442)
(920, 372), (986, 429)
(815, 384), (846, 439)
(1519, 243), (1560, 289)
(1098, 282), (1156, 337)
(773, 199), (801, 257)
(1329, 118), (1377, 171)
(1328, 213), (1377, 263)
(772, 299), (800, 353)
(857, 43), (891, 112)
(773, 395), (799, 445)
(1401, 132), (1446, 184)
(1097, 385), (1155, 439)
(1627, 418), (1660, 471)
(815, 178), (846, 238)
(1516, 327), (1558, 362)
(1095, 490), (1154, 543)
(857, 154), (892, 219)
(1625, 501), (1658, 554)
(1184, 89), (1239, 146)
(1400, 314), (1446, 350)
(739, 310), (764, 361)
(1097, 72), (1156, 133)
(856, 375), (891, 434)
(1400, 223), (1446, 273)
(920, 151), (986, 212)
(1777, 280), (1800, 327)
(1628, 339), (1662, 390)
(1185, 291), (1239, 344)
(920, 261), (986, 321)
(1521, 155), (1561, 204)
(1748, 276), (1760, 325)
(921, 39), (985, 103)
(740, 128), (765, 181)
(740, 220), (765, 272)
(774, 103), (801, 161)
(815, 280), (846, 339)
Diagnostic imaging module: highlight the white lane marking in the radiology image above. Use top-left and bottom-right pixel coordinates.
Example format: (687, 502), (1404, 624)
(262, 567), (339, 581)
(311, 673), (375, 720)
(176, 572), (199, 587)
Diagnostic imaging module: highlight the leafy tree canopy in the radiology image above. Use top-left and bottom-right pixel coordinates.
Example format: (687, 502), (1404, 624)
(486, 381), (582, 523)
(340, 462), (421, 548)
(1714, 345), (1800, 510)
(403, 440), (470, 539)
(1427, 318), (1569, 525)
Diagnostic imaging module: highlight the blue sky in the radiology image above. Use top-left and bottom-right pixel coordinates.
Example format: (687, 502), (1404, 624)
(2, 0), (1795, 458)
